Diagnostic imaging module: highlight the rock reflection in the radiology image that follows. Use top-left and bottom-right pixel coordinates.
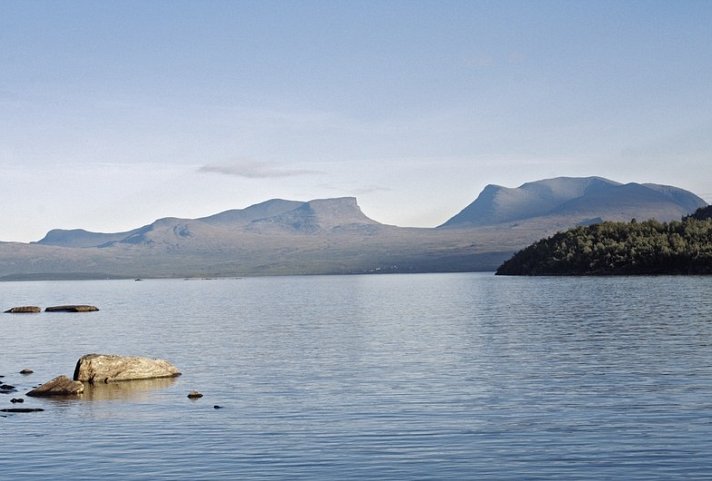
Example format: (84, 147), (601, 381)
(81, 377), (177, 401)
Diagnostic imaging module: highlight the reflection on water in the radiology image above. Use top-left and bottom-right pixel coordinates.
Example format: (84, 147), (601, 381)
(26, 377), (179, 405)
(81, 377), (178, 401)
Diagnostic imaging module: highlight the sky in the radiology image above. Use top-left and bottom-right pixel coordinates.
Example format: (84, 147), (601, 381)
(1, 0), (711, 242)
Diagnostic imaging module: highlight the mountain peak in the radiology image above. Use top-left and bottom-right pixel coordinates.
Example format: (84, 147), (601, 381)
(249, 197), (380, 233)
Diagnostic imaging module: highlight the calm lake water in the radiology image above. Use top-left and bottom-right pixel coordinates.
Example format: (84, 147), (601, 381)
(2, 273), (712, 480)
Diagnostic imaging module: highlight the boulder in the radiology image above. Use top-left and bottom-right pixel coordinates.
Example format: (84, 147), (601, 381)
(73, 354), (181, 383)
(187, 390), (203, 399)
(4, 306), (41, 313)
(45, 305), (99, 312)
(26, 375), (84, 397)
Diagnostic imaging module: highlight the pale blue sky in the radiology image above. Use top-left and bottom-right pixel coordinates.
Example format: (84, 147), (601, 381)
(1, 0), (711, 241)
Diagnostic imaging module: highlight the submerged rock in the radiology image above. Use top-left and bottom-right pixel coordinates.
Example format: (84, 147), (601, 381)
(4, 306), (41, 313)
(73, 354), (181, 383)
(45, 305), (99, 312)
(26, 375), (84, 397)
(187, 390), (203, 399)
(19, 369), (34, 375)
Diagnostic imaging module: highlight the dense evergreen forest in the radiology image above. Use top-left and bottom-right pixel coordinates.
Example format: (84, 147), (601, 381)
(496, 206), (712, 275)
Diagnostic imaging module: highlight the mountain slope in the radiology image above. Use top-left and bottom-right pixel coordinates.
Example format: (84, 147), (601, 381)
(199, 199), (303, 226)
(35, 228), (142, 248)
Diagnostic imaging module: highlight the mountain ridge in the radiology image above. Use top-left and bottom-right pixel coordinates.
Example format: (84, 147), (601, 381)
(10, 176), (706, 279)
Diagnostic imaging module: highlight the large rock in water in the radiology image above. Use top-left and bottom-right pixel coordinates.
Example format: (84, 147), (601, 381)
(45, 305), (99, 312)
(73, 354), (181, 383)
(27, 375), (84, 397)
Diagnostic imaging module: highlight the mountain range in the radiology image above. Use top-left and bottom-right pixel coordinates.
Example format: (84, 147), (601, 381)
(0, 177), (706, 280)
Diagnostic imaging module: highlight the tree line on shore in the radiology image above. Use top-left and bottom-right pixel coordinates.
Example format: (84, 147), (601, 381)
(496, 206), (712, 275)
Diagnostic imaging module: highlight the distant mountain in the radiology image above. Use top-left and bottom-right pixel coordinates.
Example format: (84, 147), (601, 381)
(5, 177), (706, 280)
(35, 197), (381, 248)
(439, 177), (707, 229)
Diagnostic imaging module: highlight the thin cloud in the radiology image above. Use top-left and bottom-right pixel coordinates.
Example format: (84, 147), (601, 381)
(352, 185), (393, 195)
(198, 161), (322, 179)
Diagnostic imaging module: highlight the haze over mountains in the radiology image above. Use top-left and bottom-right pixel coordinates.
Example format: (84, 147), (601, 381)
(1, 177), (706, 280)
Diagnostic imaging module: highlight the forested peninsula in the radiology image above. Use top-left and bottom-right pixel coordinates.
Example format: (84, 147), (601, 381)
(496, 206), (712, 276)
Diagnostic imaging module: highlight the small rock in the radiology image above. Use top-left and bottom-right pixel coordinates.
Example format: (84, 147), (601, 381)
(10, 398), (24, 404)
(0, 384), (17, 393)
(187, 390), (203, 399)
(4, 306), (41, 313)
(45, 305), (99, 312)
(27, 375), (84, 397)
(19, 369), (34, 375)
(213, 405), (223, 409)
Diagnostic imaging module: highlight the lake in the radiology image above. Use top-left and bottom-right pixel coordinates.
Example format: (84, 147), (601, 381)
(2, 273), (712, 479)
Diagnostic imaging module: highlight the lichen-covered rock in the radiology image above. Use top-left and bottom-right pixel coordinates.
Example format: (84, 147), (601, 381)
(45, 305), (99, 312)
(73, 354), (181, 383)
(26, 375), (84, 397)
(4, 306), (41, 313)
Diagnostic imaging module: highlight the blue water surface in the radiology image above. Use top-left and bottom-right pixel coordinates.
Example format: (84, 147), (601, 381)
(2, 273), (712, 480)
